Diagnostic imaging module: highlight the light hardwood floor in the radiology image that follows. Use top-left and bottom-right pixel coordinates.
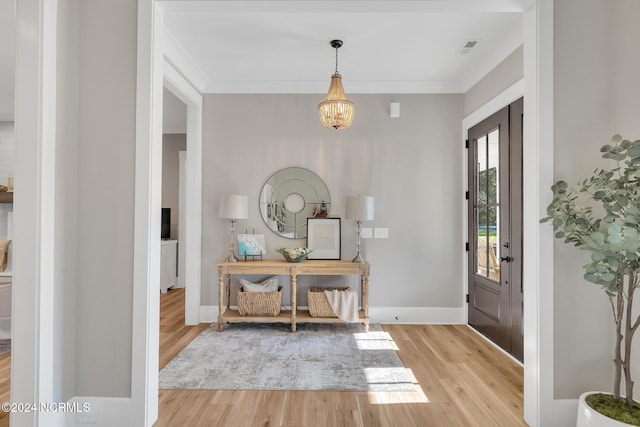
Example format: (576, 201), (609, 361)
(156, 289), (527, 427)
(0, 288), (527, 426)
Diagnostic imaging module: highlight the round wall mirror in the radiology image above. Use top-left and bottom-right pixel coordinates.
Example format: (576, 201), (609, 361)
(259, 167), (331, 239)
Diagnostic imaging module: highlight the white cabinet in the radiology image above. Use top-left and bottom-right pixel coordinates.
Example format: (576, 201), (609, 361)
(160, 240), (177, 293)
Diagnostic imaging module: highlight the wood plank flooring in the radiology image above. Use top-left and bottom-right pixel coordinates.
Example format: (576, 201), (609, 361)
(156, 289), (527, 427)
(0, 288), (526, 426)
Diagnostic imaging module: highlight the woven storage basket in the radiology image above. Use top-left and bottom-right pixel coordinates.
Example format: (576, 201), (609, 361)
(308, 286), (349, 318)
(238, 286), (282, 317)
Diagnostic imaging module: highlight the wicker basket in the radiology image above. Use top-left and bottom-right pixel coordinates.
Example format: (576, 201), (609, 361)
(238, 286), (282, 317)
(308, 286), (349, 318)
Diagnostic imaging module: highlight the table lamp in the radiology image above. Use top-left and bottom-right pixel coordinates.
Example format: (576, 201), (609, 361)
(346, 195), (375, 263)
(219, 194), (248, 262)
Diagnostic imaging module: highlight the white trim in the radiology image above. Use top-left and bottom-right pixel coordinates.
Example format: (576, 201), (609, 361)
(13, 0), (58, 425)
(131, 1), (162, 426)
(177, 151), (186, 288)
(163, 125), (187, 134)
(199, 306), (465, 325)
(523, 1), (563, 425)
(163, 27), (208, 92)
(463, 79), (525, 129)
(163, 59), (203, 326)
(369, 307), (465, 324)
(65, 397), (133, 426)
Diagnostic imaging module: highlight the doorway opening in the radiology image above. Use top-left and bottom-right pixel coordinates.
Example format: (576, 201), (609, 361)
(467, 97), (523, 361)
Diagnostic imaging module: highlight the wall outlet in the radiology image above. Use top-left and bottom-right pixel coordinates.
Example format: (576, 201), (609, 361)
(360, 227), (373, 239)
(374, 228), (389, 238)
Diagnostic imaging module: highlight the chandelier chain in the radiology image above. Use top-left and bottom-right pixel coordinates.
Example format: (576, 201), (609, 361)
(335, 46), (339, 74)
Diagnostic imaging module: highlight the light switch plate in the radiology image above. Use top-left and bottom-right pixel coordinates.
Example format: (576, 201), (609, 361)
(374, 228), (389, 238)
(360, 227), (373, 239)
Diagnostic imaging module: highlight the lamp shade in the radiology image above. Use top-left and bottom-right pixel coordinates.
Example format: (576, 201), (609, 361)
(218, 194), (248, 220)
(346, 196), (374, 221)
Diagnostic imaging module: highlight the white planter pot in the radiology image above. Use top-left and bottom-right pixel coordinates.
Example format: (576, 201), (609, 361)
(577, 391), (636, 427)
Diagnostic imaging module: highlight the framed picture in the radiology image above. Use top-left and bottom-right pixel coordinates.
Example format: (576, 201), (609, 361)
(306, 218), (341, 260)
(237, 234), (266, 257)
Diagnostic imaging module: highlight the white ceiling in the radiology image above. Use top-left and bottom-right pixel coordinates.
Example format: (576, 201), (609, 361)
(161, 0), (524, 94)
(1, 1), (525, 122)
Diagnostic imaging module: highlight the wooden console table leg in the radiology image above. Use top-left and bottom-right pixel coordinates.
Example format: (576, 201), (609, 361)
(291, 272), (297, 332)
(362, 269), (370, 333)
(217, 272), (226, 332)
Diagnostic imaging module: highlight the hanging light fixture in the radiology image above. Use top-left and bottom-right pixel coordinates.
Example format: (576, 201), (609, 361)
(318, 39), (355, 130)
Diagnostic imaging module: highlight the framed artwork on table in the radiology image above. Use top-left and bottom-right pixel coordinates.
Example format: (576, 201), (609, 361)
(306, 218), (341, 260)
(237, 234), (266, 258)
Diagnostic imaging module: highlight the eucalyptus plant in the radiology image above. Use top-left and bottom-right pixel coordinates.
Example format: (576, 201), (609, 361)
(541, 134), (640, 409)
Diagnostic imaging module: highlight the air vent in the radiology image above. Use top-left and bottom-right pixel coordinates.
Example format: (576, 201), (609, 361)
(460, 39), (480, 55)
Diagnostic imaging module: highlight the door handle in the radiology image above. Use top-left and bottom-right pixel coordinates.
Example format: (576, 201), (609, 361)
(500, 256), (512, 263)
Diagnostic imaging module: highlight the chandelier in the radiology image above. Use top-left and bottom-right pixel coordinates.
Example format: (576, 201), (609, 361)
(318, 40), (355, 130)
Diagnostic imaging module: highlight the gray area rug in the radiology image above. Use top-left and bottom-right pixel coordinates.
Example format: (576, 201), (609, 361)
(159, 323), (415, 392)
(0, 339), (10, 355)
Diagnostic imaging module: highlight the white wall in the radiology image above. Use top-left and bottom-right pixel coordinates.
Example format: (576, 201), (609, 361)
(553, 0), (640, 399)
(162, 134), (186, 240)
(202, 93), (464, 312)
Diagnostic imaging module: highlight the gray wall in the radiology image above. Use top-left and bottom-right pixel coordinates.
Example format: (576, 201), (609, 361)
(463, 45), (523, 117)
(55, 0), (137, 397)
(553, 0), (640, 399)
(202, 94), (464, 309)
(162, 134), (186, 240)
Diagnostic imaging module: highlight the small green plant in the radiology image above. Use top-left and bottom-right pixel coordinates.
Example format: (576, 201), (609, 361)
(541, 135), (640, 418)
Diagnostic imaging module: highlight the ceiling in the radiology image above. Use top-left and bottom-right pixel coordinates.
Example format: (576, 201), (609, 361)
(160, 0), (524, 94)
(1, 1), (525, 123)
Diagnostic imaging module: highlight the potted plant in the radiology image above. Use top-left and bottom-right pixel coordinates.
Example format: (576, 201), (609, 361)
(541, 134), (640, 426)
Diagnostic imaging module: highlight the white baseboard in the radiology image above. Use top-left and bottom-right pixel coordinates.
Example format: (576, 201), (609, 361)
(198, 305), (465, 325)
(369, 306), (465, 324)
(65, 396), (133, 426)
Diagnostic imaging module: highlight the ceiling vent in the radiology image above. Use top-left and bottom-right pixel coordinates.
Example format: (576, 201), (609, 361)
(459, 39), (479, 54)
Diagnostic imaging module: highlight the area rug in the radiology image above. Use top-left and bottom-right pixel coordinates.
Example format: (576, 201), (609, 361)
(159, 323), (415, 392)
(0, 339), (10, 355)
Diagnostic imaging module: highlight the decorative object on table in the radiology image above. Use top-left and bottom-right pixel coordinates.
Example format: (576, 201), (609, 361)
(308, 286), (358, 322)
(318, 39), (355, 130)
(259, 167), (331, 239)
(541, 134), (640, 426)
(218, 194), (248, 262)
(237, 286), (282, 317)
(346, 195), (375, 263)
(7, 177), (13, 192)
(159, 323), (413, 392)
(306, 217), (341, 260)
(237, 233), (265, 261)
(239, 276), (279, 293)
(275, 247), (312, 263)
(0, 240), (10, 272)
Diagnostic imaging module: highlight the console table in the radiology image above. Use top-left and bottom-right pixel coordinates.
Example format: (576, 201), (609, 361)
(217, 260), (370, 332)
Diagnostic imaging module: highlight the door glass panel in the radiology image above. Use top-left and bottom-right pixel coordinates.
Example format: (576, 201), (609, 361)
(474, 129), (500, 283)
(476, 135), (487, 204)
(487, 129), (499, 204)
(476, 207), (488, 278)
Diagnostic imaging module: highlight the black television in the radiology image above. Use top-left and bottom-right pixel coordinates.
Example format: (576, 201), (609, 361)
(161, 208), (171, 240)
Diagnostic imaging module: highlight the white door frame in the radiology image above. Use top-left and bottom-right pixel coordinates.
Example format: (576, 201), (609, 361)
(13, 1), (560, 426)
(162, 62), (203, 325)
